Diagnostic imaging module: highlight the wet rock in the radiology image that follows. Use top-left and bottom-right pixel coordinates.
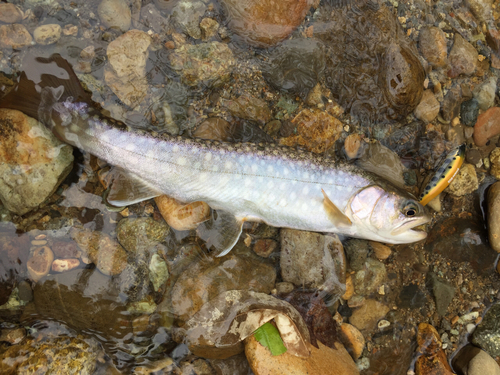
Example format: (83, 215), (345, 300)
(149, 253), (169, 291)
(17, 280), (33, 303)
(473, 77), (498, 111)
(140, 3), (168, 34)
(339, 323), (365, 360)
(253, 239), (278, 258)
(200, 18), (219, 40)
(171, 0), (206, 39)
(98, 0), (131, 32)
(220, 0), (313, 48)
(414, 90), (440, 123)
(398, 283), (427, 309)
(221, 93), (272, 124)
(33, 24), (61, 45)
(51, 241), (81, 259)
(466, 0), (494, 23)
(448, 34), (478, 78)
(169, 42), (235, 87)
(0, 24), (32, 49)
(430, 273), (456, 316)
(279, 108), (343, 153)
(51, 258), (80, 272)
(486, 29), (500, 54)
(472, 303), (500, 358)
(170, 250), (276, 321)
(419, 26), (448, 68)
(349, 299), (390, 331)
(0, 109), (74, 215)
(353, 258), (387, 296)
(116, 217), (169, 255)
(473, 107), (500, 146)
(114, 258), (151, 302)
(344, 134), (363, 160)
(245, 337), (359, 375)
(461, 98), (480, 127)
(0, 4), (23, 23)
(27, 247), (54, 282)
(105, 30), (151, 107)
(155, 195), (210, 231)
(179, 358), (215, 374)
(415, 323), (455, 375)
(452, 344), (500, 375)
(0, 335), (100, 374)
(487, 181), (500, 252)
(208, 353), (251, 375)
(344, 239), (369, 272)
(445, 163), (478, 196)
(263, 39), (326, 96)
(281, 229), (346, 295)
(0, 327), (25, 345)
(193, 118), (232, 141)
(369, 242), (391, 260)
(70, 228), (128, 276)
(442, 85), (463, 122)
(425, 217), (497, 275)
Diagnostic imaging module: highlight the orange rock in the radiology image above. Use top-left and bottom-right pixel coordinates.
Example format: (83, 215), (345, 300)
(245, 335), (359, 375)
(339, 323), (365, 360)
(342, 274), (354, 300)
(415, 323), (456, 375)
(369, 242), (392, 260)
(155, 195), (210, 231)
(51, 258), (80, 272)
(473, 107), (500, 147)
(344, 134), (363, 159)
(27, 246), (54, 282)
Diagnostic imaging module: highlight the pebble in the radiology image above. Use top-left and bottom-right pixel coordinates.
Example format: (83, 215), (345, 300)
(461, 98), (480, 127)
(445, 163), (478, 196)
(220, 0), (312, 47)
(33, 24), (62, 45)
(200, 18), (219, 40)
(0, 24), (32, 50)
(221, 93), (272, 124)
(63, 24), (78, 36)
(430, 273), (456, 316)
(169, 42), (236, 87)
(344, 134), (363, 160)
(51, 258), (80, 272)
(149, 253), (169, 292)
(339, 323), (365, 360)
(472, 303), (500, 358)
(377, 320), (390, 329)
(415, 323), (454, 375)
(0, 3), (23, 23)
(116, 217), (169, 255)
(414, 90), (440, 123)
(27, 246), (54, 282)
(369, 242), (392, 260)
(253, 238), (278, 258)
(342, 274), (354, 300)
(473, 77), (498, 111)
(154, 195), (210, 231)
(453, 345), (500, 375)
(353, 258), (387, 296)
(418, 26), (448, 68)
(245, 336), (360, 375)
(281, 229), (346, 295)
(448, 34), (478, 78)
(171, 0), (206, 39)
(473, 107), (500, 146)
(193, 117), (232, 141)
(105, 30), (151, 107)
(98, 0), (131, 32)
(349, 299), (390, 331)
(487, 182), (500, 252)
(31, 240), (47, 246)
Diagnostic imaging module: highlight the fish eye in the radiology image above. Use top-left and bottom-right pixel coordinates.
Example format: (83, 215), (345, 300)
(403, 202), (419, 217)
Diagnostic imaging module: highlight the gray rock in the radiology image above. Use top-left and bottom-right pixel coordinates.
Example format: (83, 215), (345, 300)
(0, 109), (74, 215)
(344, 239), (369, 272)
(430, 273), (456, 316)
(171, 0), (206, 39)
(461, 98), (480, 127)
(473, 77), (498, 111)
(353, 258), (387, 296)
(280, 229), (346, 296)
(140, 3), (169, 34)
(448, 34), (478, 78)
(98, 0), (131, 32)
(472, 303), (500, 358)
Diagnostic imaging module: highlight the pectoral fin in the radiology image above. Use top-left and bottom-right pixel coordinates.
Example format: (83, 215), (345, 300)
(106, 167), (163, 206)
(321, 188), (352, 227)
(197, 210), (244, 257)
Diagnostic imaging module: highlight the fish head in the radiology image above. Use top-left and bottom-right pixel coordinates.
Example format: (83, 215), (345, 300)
(348, 185), (431, 244)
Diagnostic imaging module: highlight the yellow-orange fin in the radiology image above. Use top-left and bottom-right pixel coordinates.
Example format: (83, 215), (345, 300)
(321, 188), (352, 227)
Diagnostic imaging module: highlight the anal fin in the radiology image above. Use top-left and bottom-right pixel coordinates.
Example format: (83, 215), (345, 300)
(321, 188), (352, 227)
(196, 210), (244, 257)
(105, 167), (162, 207)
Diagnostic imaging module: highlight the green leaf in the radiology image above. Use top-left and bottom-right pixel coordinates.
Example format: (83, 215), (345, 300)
(253, 322), (287, 356)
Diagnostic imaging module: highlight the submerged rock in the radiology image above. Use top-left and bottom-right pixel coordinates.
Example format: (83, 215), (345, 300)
(0, 4), (23, 24)
(33, 24), (62, 45)
(0, 24), (32, 49)
(487, 181), (500, 252)
(445, 163), (478, 196)
(418, 26), (448, 68)
(473, 107), (500, 146)
(98, 0), (131, 32)
(116, 217), (169, 255)
(0, 109), (74, 215)
(472, 303), (500, 358)
(448, 34), (478, 78)
(415, 323), (455, 375)
(349, 299), (389, 332)
(27, 246), (54, 282)
(171, 0), (206, 39)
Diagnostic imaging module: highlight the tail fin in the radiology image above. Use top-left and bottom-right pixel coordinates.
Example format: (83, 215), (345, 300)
(0, 53), (93, 121)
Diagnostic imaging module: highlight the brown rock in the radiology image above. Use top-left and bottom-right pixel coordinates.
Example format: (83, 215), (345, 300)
(419, 26), (448, 68)
(344, 134), (363, 160)
(0, 4), (23, 23)
(486, 29), (500, 54)
(349, 299), (390, 331)
(253, 239), (278, 258)
(448, 34), (478, 78)
(221, 93), (272, 124)
(0, 24), (32, 49)
(339, 323), (365, 360)
(487, 182), (500, 252)
(220, 0), (314, 48)
(155, 195), (210, 231)
(369, 242), (392, 260)
(70, 228), (128, 276)
(51, 258), (81, 272)
(280, 108), (343, 153)
(342, 274), (354, 300)
(245, 336), (359, 375)
(27, 247), (54, 282)
(473, 107), (500, 146)
(415, 323), (455, 375)
(193, 118), (232, 141)
(51, 241), (81, 259)
(445, 163), (478, 197)
(414, 90), (440, 123)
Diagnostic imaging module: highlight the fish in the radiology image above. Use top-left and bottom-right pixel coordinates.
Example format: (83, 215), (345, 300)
(0, 54), (431, 256)
(419, 144), (466, 206)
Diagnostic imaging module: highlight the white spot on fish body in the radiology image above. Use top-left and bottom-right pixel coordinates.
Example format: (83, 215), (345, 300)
(301, 202), (308, 210)
(279, 198), (287, 207)
(267, 165), (274, 173)
(177, 157), (187, 166)
(244, 178), (252, 187)
(279, 182), (286, 190)
(199, 173), (208, 182)
(290, 192), (297, 200)
(125, 143), (135, 152)
(268, 181), (275, 189)
(302, 186), (310, 194)
(173, 145), (180, 152)
(225, 161), (232, 169)
(213, 165), (219, 172)
(251, 164), (258, 173)
(194, 162), (201, 169)
(303, 172), (309, 179)
(205, 152), (212, 161)
(284, 168), (289, 176)
(146, 150), (155, 158)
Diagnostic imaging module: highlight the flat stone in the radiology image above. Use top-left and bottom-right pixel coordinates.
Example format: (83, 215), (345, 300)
(0, 4), (23, 23)
(430, 273), (456, 316)
(116, 217), (169, 255)
(473, 77), (497, 111)
(339, 323), (365, 360)
(452, 344), (500, 375)
(33, 24), (62, 45)
(98, 0), (131, 32)
(27, 246), (54, 282)
(448, 34), (478, 78)
(0, 24), (32, 49)
(414, 89), (440, 123)
(473, 107), (500, 147)
(349, 299), (390, 332)
(51, 258), (80, 272)
(419, 26), (448, 68)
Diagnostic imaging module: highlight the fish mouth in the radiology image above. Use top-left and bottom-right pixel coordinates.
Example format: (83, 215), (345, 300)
(390, 214), (432, 237)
